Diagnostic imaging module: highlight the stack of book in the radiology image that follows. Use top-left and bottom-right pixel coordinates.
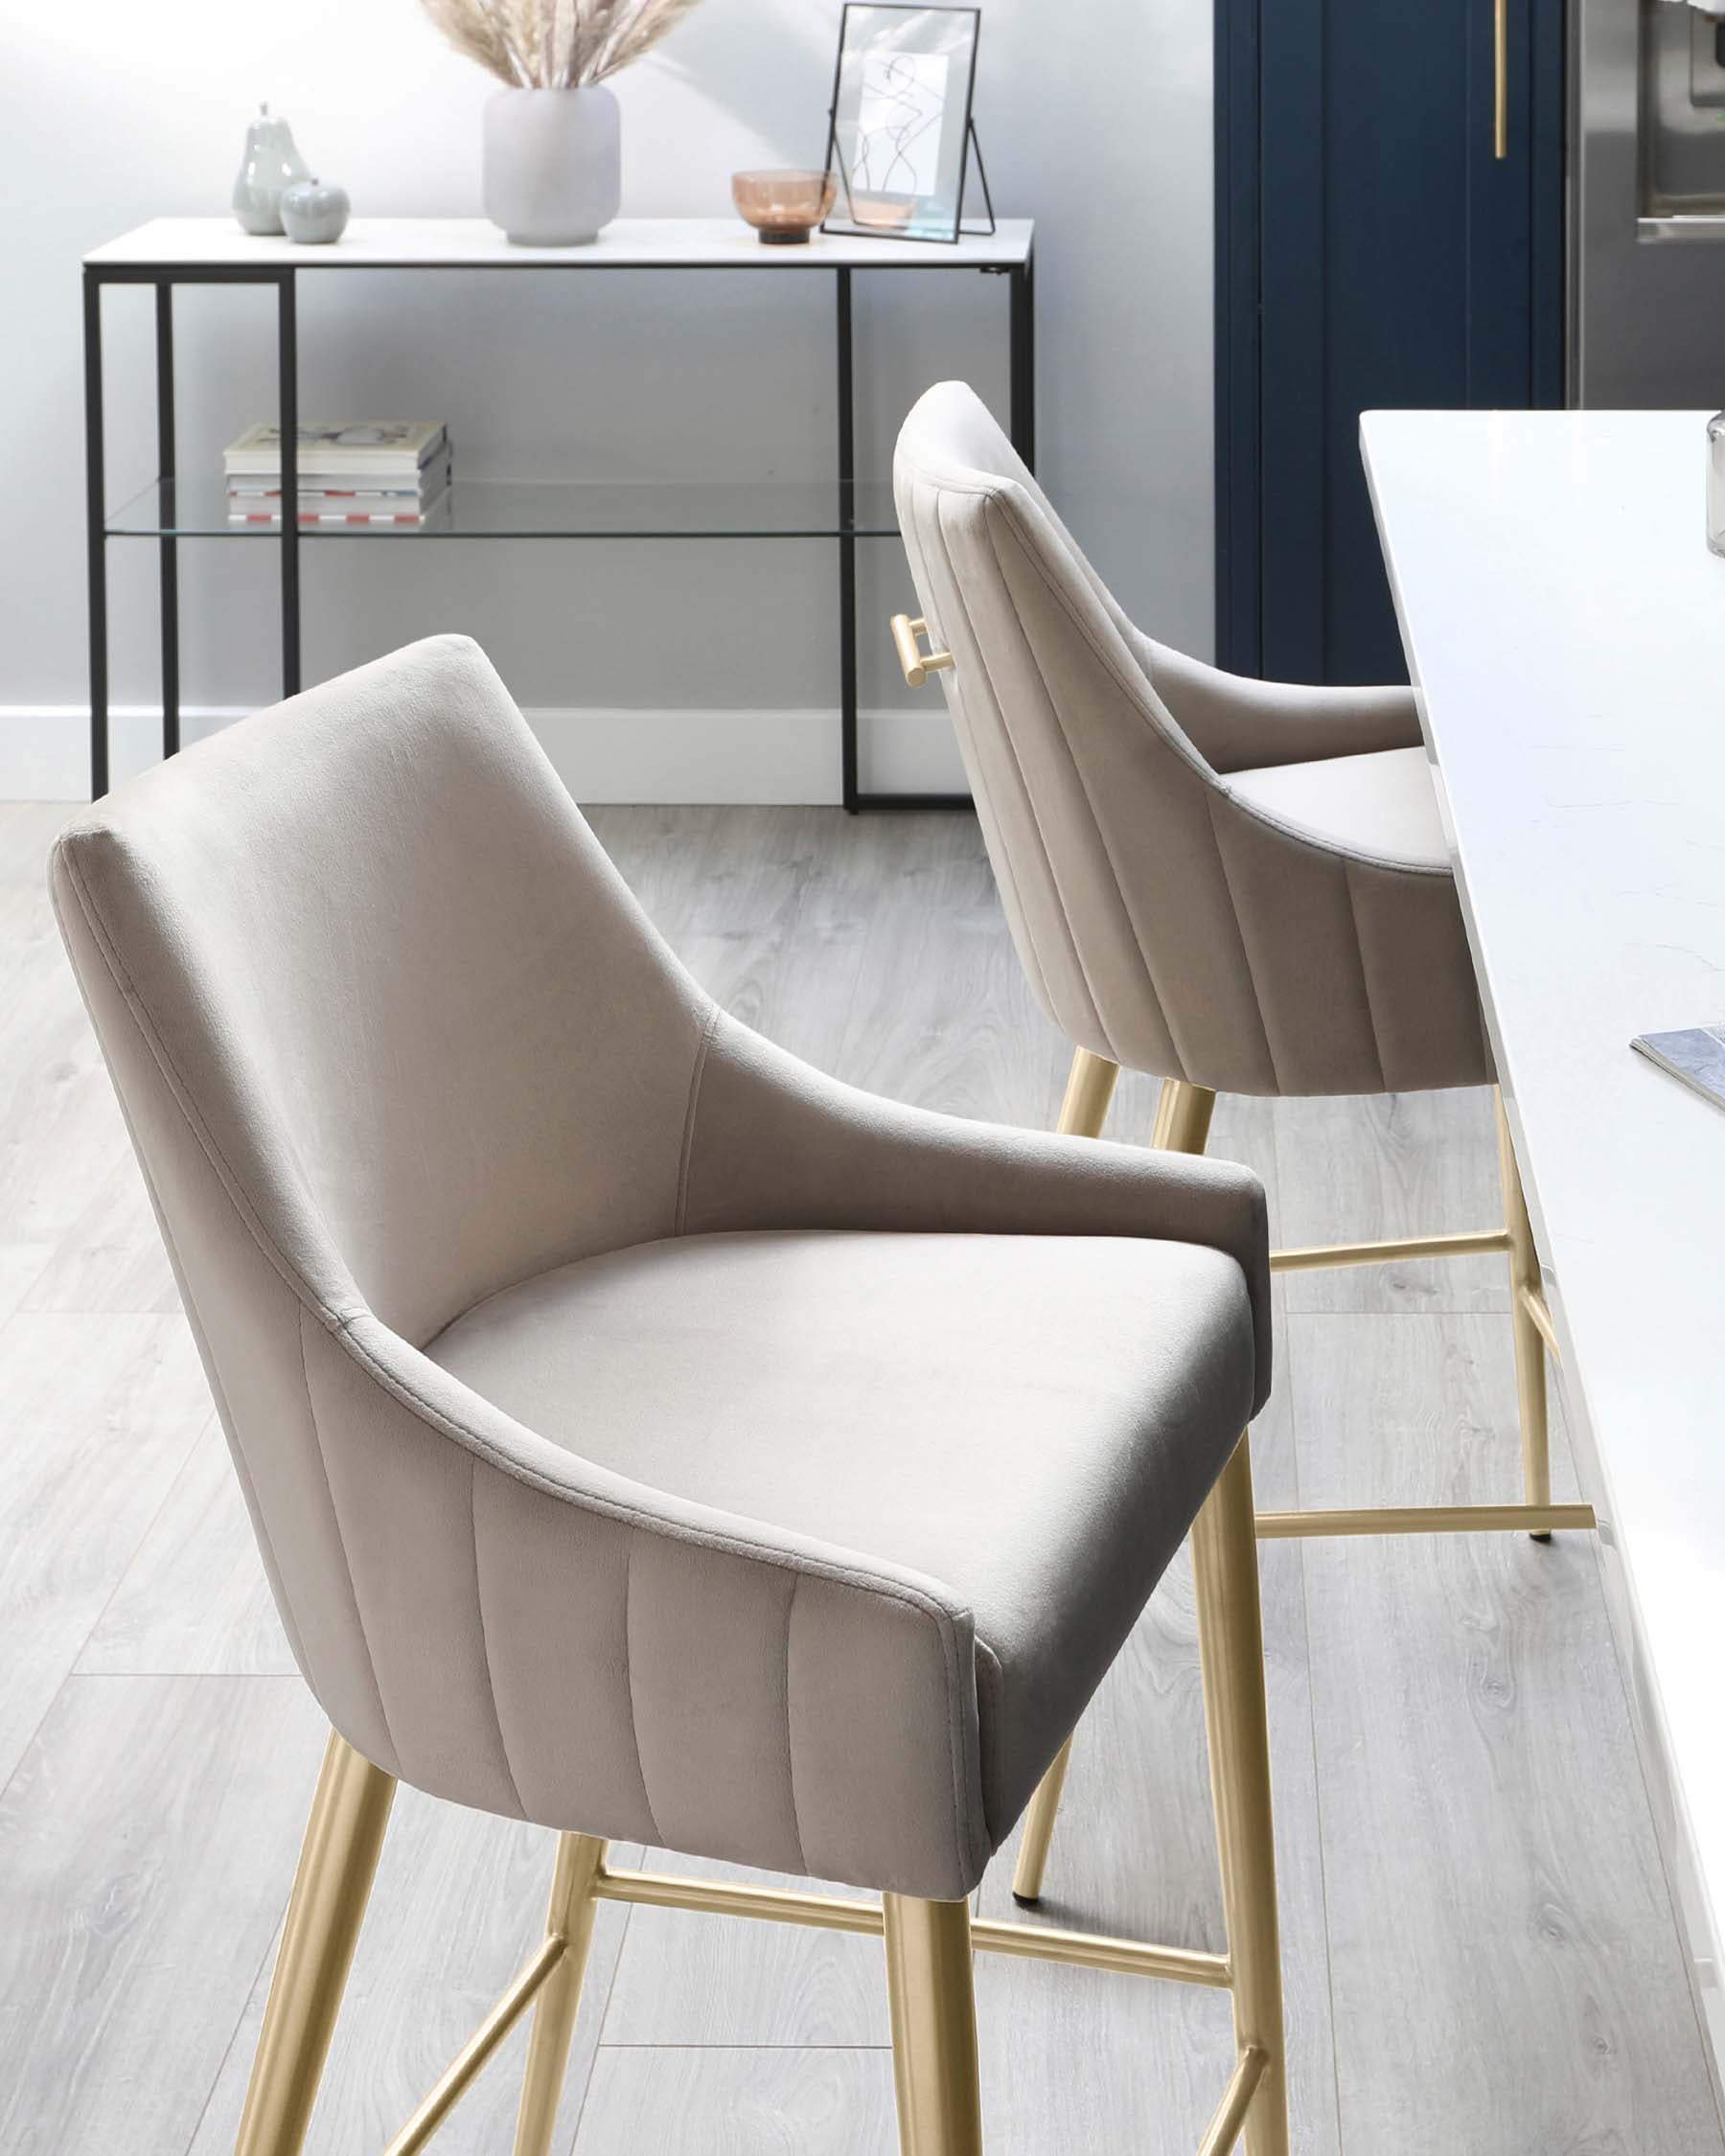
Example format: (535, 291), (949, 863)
(223, 422), (451, 527)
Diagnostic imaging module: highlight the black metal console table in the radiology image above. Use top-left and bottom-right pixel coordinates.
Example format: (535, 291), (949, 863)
(80, 216), (1036, 810)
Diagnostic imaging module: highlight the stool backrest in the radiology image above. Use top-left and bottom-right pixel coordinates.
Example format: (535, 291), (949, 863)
(894, 380), (1277, 1087)
(53, 636), (710, 1351)
(48, 639), (748, 1815)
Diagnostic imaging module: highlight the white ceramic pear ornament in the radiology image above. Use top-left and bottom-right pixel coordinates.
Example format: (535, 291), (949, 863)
(232, 103), (310, 235)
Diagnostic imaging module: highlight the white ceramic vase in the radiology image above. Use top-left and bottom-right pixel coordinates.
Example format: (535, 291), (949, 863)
(483, 87), (621, 246)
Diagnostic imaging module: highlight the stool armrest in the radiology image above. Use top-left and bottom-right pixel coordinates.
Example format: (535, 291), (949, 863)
(1132, 631), (1422, 778)
(679, 1014), (1272, 1414)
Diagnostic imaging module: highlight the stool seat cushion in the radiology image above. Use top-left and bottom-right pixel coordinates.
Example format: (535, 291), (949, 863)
(1226, 745), (1448, 870)
(427, 1226), (1253, 1852)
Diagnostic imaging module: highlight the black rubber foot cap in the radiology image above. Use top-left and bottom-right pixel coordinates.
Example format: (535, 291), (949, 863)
(1530, 1530), (1552, 1544)
(1011, 1891), (1042, 1909)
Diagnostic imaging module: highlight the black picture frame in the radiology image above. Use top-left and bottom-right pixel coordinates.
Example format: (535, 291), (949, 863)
(821, 4), (992, 245)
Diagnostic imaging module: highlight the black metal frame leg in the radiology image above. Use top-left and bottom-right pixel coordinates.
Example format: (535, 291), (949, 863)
(837, 266), (859, 813)
(156, 282), (180, 759)
(83, 269), (108, 802)
(1010, 254), (1036, 470)
(278, 271), (301, 699)
(853, 253), (1035, 813)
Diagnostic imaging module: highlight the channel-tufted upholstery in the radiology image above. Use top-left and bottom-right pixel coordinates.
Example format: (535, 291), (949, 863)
(893, 381), (1492, 1098)
(51, 635), (1271, 1902)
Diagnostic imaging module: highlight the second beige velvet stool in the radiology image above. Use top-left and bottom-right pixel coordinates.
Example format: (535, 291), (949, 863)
(891, 378), (1593, 1905)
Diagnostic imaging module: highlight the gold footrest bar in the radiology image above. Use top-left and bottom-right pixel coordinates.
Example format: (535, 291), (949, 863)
(971, 1914), (1230, 1987)
(593, 1866), (881, 1936)
(1198, 2046), (1268, 2156)
(1271, 1227), (1511, 1273)
(1255, 1501), (1596, 1540)
(592, 1866), (1230, 1988)
(1520, 1283), (1561, 1362)
(381, 1936), (564, 2156)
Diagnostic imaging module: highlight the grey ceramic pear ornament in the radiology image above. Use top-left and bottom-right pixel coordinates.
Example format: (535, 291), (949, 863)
(233, 103), (310, 235)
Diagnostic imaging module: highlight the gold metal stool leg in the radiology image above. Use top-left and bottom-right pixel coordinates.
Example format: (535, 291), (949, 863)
(1008, 1737), (1076, 1907)
(1055, 1044), (1121, 1145)
(1008, 1047), (1120, 1904)
(1150, 1073), (1218, 1158)
(1495, 1089), (1552, 1539)
(884, 1893), (985, 2156)
(511, 1833), (608, 2156)
(235, 1731), (397, 2156)
(1192, 1435), (1288, 2156)
(1010, 1062), (1217, 1904)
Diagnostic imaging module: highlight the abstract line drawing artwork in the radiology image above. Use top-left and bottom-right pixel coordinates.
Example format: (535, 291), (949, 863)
(822, 4), (981, 241)
(851, 51), (951, 197)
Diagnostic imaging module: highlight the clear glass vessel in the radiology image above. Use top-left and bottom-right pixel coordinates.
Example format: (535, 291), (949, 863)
(1709, 411), (1725, 556)
(731, 170), (838, 244)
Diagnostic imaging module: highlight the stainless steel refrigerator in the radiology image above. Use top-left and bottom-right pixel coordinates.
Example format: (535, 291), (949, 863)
(1576, 0), (1725, 401)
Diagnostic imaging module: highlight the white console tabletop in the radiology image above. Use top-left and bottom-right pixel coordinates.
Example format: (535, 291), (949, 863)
(1363, 408), (1725, 2096)
(84, 215), (1034, 272)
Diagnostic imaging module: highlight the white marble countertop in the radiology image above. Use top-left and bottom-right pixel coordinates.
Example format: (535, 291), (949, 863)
(84, 216), (1033, 272)
(1364, 407), (1725, 2095)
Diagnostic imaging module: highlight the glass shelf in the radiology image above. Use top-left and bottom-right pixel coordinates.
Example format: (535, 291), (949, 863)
(106, 474), (903, 540)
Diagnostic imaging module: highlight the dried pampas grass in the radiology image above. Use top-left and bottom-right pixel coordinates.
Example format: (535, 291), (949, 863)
(418, 0), (705, 89)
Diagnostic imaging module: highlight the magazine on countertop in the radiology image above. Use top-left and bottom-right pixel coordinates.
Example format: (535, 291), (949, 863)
(1630, 1024), (1725, 1112)
(223, 421), (448, 477)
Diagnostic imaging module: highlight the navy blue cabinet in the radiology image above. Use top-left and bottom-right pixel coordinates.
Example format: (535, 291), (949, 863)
(1216, 0), (1566, 683)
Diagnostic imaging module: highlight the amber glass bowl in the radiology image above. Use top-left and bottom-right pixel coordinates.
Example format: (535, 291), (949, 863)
(731, 169), (838, 244)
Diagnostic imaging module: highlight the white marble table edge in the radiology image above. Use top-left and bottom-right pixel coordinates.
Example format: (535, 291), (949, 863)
(1360, 405), (1725, 2124)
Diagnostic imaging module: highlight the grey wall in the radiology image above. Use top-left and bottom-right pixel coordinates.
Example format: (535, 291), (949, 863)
(0, 0), (1214, 797)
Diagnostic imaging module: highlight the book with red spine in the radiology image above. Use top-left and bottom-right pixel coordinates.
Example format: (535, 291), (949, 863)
(226, 447), (451, 527)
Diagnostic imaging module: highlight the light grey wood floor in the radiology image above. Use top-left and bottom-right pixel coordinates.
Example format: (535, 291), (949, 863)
(1, 798), (1718, 2156)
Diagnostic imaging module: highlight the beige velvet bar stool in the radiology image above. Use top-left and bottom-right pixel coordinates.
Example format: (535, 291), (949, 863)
(890, 380), (1592, 1904)
(53, 636), (1291, 2156)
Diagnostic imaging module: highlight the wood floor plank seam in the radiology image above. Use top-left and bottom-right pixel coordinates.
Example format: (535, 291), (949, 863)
(176, 1906), (292, 2156)
(567, 1899), (638, 2148)
(65, 1403), (218, 1673)
(0, 1307), (211, 1802)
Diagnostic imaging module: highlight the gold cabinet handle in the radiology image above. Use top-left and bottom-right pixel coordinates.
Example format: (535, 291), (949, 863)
(889, 613), (954, 689)
(1494, 0), (1508, 159)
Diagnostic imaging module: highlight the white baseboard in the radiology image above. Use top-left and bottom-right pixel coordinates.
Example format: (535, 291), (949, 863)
(0, 704), (971, 806)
